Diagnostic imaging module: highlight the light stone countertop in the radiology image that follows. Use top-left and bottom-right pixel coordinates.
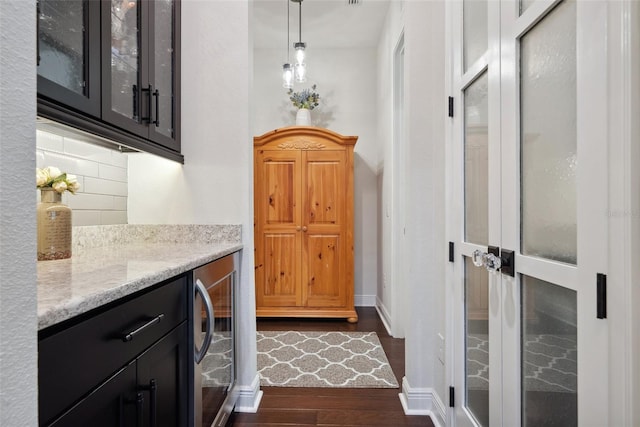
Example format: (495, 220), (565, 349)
(37, 225), (242, 330)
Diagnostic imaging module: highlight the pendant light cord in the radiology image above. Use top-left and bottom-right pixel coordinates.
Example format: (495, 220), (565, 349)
(287, 0), (290, 62)
(298, 0), (302, 42)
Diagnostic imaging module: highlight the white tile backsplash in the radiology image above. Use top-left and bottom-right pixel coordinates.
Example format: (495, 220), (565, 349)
(37, 130), (128, 226)
(100, 211), (128, 225)
(36, 130), (64, 152)
(99, 163), (127, 182)
(83, 177), (128, 197)
(72, 210), (102, 227)
(42, 151), (101, 177)
(63, 137), (116, 164)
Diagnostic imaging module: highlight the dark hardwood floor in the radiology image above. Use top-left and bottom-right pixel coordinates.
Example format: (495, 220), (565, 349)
(229, 307), (435, 426)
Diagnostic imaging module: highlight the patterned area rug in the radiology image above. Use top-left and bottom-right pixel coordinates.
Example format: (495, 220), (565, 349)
(201, 331), (232, 388)
(257, 331), (399, 388)
(467, 334), (577, 392)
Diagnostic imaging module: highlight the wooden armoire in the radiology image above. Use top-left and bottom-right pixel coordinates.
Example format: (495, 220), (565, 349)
(253, 127), (358, 323)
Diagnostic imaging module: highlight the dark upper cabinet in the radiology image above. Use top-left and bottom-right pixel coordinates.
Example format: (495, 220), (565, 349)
(101, 0), (180, 152)
(37, 0), (182, 161)
(37, 0), (101, 117)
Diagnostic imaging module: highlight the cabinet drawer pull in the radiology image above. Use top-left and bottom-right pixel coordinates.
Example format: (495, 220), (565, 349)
(121, 314), (165, 342)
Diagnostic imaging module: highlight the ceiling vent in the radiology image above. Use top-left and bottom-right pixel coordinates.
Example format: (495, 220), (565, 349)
(347, 0), (361, 5)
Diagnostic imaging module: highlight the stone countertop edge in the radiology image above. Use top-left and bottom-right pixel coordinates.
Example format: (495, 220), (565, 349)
(37, 224), (242, 330)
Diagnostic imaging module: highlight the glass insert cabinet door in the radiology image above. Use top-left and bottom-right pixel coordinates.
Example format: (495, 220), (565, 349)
(37, 0), (101, 116)
(101, 0), (180, 151)
(450, 0), (609, 426)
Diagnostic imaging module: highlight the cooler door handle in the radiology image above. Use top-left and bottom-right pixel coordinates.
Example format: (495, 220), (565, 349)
(194, 278), (214, 364)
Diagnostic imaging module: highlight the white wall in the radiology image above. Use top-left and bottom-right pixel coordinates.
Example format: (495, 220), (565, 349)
(128, 0), (261, 411)
(36, 131), (129, 226)
(376, 0), (404, 333)
(0, 1), (38, 425)
(253, 47), (379, 306)
(402, 1), (447, 421)
(376, 0), (447, 421)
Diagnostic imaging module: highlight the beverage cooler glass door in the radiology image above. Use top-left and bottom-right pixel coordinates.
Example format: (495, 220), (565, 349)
(193, 255), (236, 427)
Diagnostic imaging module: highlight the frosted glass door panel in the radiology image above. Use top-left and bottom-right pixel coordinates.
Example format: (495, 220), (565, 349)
(464, 72), (489, 246)
(110, 0), (140, 120)
(521, 275), (577, 427)
(463, 0), (488, 71)
(465, 257), (490, 427)
(153, 0), (175, 139)
(38, 0), (85, 95)
(520, 0), (577, 264)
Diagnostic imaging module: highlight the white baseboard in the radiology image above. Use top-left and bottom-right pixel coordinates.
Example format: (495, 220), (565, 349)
(375, 298), (393, 336)
(234, 373), (263, 413)
(398, 377), (446, 427)
(355, 294), (376, 307)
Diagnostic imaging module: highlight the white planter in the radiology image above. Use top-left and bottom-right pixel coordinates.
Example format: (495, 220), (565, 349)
(296, 108), (311, 126)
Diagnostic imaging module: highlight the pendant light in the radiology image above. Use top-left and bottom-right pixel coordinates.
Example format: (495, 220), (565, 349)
(282, 0), (293, 88)
(292, 0), (307, 82)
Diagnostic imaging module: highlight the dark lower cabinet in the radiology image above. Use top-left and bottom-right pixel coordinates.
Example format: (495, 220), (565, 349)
(49, 362), (138, 427)
(138, 322), (189, 427)
(39, 276), (189, 427)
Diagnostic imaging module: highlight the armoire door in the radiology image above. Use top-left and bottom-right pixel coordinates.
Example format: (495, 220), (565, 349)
(303, 150), (348, 308)
(254, 149), (303, 308)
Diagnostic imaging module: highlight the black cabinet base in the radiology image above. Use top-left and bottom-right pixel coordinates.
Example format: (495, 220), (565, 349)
(38, 98), (184, 164)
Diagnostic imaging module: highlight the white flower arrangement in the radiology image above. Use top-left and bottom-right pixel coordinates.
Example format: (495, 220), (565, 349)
(36, 166), (80, 194)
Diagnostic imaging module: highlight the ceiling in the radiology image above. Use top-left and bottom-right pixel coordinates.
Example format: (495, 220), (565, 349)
(252, 0), (391, 49)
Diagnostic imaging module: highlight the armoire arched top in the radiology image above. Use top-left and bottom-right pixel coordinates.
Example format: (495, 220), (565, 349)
(253, 126), (358, 149)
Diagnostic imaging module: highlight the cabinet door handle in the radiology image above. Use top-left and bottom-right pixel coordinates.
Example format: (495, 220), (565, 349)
(302, 226), (308, 232)
(139, 379), (157, 427)
(36, 1), (41, 66)
(152, 89), (160, 127)
(140, 84), (153, 123)
(121, 314), (165, 342)
(194, 278), (215, 364)
(135, 393), (144, 427)
(121, 392), (144, 427)
(133, 84), (139, 122)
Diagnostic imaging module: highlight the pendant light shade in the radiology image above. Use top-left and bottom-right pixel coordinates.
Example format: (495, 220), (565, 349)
(293, 0), (307, 83)
(282, 0), (293, 88)
(294, 62), (306, 83)
(281, 0), (308, 86)
(282, 63), (294, 88)
(294, 42), (306, 65)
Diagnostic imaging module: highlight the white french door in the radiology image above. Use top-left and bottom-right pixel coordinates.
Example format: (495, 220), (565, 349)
(449, 0), (609, 426)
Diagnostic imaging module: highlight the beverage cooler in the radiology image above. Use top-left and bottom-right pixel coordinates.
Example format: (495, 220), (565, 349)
(191, 254), (238, 427)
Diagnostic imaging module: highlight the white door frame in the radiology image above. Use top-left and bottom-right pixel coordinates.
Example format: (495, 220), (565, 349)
(607, 1), (640, 425)
(391, 33), (407, 338)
